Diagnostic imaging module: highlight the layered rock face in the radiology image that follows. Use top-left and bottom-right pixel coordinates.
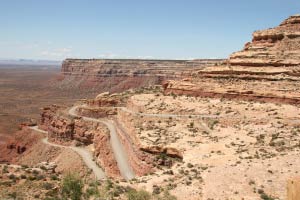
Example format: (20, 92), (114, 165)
(164, 15), (300, 104)
(59, 59), (222, 93)
(62, 59), (222, 77)
(229, 15), (300, 67)
(77, 93), (121, 118)
(40, 104), (121, 178)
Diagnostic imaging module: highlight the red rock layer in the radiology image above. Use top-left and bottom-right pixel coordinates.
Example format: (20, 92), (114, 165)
(58, 59), (223, 92)
(93, 128), (121, 178)
(76, 107), (117, 119)
(0, 128), (42, 163)
(114, 119), (155, 176)
(40, 105), (121, 178)
(163, 15), (300, 105)
(229, 15), (300, 67)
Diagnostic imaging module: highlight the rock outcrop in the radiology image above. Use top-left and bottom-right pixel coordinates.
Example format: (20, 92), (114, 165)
(229, 15), (300, 67)
(163, 15), (300, 105)
(93, 127), (121, 178)
(0, 128), (43, 163)
(62, 59), (222, 77)
(40, 104), (121, 178)
(58, 59), (223, 93)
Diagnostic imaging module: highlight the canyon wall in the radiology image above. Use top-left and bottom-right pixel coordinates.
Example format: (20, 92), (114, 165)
(58, 59), (223, 93)
(163, 15), (300, 104)
(40, 105), (121, 178)
(62, 59), (222, 77)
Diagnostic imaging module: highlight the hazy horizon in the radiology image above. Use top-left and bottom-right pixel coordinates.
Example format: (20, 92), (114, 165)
(0, 0), (299, 60)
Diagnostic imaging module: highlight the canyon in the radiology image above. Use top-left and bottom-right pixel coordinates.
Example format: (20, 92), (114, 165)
(1, 15), (300, 200)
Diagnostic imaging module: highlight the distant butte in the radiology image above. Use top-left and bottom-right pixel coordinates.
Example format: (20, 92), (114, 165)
(58, 58), (223, 93)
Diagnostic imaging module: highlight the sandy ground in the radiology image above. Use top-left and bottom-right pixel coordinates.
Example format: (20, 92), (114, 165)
(118, 93), (300, 199)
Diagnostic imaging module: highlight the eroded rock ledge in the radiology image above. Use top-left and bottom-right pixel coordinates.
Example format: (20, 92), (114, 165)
(57, 58), (223, 93)
(230, 15), (300, 67)
(40, 105), (121, 178)
(163, 15), (300, 104)
(62, 59), (222, 77)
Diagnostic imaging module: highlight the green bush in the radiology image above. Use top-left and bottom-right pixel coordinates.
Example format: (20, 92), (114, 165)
(20, 174), (27, 179)
(7, 192), (17, 199)
(50, 174), (59, 181)
(85, 181), (99, 198)
(2, 165), (8, 173)
(36, 174), (45, 180)
(61, 173), (83, 200)
(43, 182), (54, 190)
(8, 174), (16, 180)
(127, 188), (151, 200)
(27, 176), (36, 181)
(161, 190), (177, 200)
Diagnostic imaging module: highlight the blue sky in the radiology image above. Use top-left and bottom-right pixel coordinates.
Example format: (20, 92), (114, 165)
(0, 0), (299, 60)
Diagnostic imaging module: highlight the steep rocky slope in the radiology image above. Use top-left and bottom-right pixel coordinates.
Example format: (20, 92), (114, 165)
(39, 104), (121, 178)
(229, 15), (300, 67)
(164, 15), (300, 104)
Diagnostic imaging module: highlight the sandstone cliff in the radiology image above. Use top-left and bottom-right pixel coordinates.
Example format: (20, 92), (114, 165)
(163, 15), (300, 104)
(58, 59), (222, 93)
(229, 15), (300, 67)
(62, 59), (222, 77)
(40, 105), (121, 178)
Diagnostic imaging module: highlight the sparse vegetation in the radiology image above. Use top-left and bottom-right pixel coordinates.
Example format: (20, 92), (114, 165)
(61, 173), (83, 200)
(127, 188), (151, 200)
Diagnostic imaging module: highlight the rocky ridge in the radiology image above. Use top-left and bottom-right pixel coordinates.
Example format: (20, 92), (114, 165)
(230, 15), (300, 67)
(163, 15), (300, 104)
(62, 59), (222, 77)
(58, 59), (222, 93)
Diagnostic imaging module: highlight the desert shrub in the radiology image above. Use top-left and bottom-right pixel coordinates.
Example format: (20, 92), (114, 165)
(260, 193), (275, 200)
(50, 174), (59, 181)
(8, 174), (16, 180)
(187, 163), (193, 168)
(208, 120), (218, 129)
(189, 122), (194, 128)
(85, 181), (100, 198)
(112, 185), (125, 197)
(158, 153), (168, 161)
(105, 179), (114, 191)
(2, 165), (8, 173)
(27, 175), (36, 181)
(7, 192), (17, 199)
(161, 190), (177, 200)
(43, 182), (54, 190)
(61, 173), (83, 200)
(45, 197), (58, 200)
(21, 164), (29, 169)
(127, 188), (151, 200)
(257, 189), (275, 200)
(36, 174), (45, 180)
(152, 185), (161, 195)
(32, 169), (39, 175)
(20, 174), (27, 179)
